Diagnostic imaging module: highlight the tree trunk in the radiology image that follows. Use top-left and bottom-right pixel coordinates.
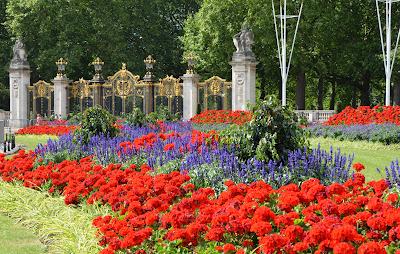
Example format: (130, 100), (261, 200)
(330, 81), (336, 110)
(317, 77), (324, 110)
(394, 81), (400, 105)
(351, 84), (357, 108)
(296, 69), (306, 110)
(258, 63), (267, 100)
(360, 72), (371, 106)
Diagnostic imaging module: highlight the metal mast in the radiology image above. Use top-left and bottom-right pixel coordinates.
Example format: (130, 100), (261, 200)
(376, 0), (400, 106)
(272, 0), (304, 107)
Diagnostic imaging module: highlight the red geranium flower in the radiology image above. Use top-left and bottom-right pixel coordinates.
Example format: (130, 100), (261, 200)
(353, 162), (365, 172)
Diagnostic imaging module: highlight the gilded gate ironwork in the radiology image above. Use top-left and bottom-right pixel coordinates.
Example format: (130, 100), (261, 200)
(198, 76), (232, 111)
(68, 78), (95, 112)
(28, 80), (54, 117)
(103, 63), (145, 115)
(154, 76), (183, 114)
(27, 55), (235, 119)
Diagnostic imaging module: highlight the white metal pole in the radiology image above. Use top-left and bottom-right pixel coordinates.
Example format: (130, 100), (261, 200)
(282, 0), (287, 106)
(386, 1), (392, 106)
(272, 0), (303, 107)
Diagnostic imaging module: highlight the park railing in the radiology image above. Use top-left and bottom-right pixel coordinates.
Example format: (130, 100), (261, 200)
(295, 110), (336, 123)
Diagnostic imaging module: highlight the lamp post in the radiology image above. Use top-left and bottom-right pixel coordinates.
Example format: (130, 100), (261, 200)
(272, 0), (304, 107)
(56, 58), (68, 78)
(144, 55), (156, 77)
(91, 57), (104, 81)
(184, 52), (198, 74)
(375, 0), (400, 106)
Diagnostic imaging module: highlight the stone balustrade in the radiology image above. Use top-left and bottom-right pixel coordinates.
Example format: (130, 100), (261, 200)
(295, 110), (336, 123)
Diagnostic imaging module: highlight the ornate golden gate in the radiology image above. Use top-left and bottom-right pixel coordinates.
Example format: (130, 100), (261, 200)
(103, 64), (145, 115)
(198, 76), (232, 111)
(154, 76), (183, 115)
(69, 78), (95, 113)
(28, 81), (54, 117)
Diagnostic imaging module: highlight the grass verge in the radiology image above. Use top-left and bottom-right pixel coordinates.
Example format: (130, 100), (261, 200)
(309, 137), (400, 181)
(0, 214), (45, 254)
(16, 135), (57, 151)
(0, 181), (110, 254)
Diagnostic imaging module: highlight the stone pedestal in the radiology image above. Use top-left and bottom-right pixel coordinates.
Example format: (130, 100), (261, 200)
(52, 75), (70, 118)
(9, 40), (31, 128)
(230, 54), (257, 111)
(181, 73), (200, 120)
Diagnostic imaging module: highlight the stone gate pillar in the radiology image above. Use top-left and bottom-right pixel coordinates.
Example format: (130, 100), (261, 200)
(230, 24), (258, 110)
(182, 72), (200, 120)
(9, 39), (31, 128)
(52, 58), (70, 119)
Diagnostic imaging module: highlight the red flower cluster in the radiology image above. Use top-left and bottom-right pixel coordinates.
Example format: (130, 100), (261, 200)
(16, 125), (76, 136)
(353, 162), (365, 172)
(1, 151), (400, 253)
(119, 130), (218, 154)
(190, 110), (252, 125)
(325, 106), (400, 125)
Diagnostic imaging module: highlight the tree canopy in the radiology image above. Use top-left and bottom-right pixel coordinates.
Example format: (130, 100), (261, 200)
(4, 0), (200, 81)
(182, 0), (395, 109)
(0, 0), (400, 110)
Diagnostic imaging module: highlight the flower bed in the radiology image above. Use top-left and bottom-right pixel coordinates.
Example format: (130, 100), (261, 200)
(1, 152), (400, 253)
(16, 125), (76, 136)
(35, 123), (353, 191)
(307, 124), (400, 145)
(325, 106), (400, 125)
(190, 110), (252, 125)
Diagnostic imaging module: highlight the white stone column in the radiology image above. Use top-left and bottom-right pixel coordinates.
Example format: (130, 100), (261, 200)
(9, 39), (31, 128)
(52, 75), (70, 119)
(230, 55), (258, 111)
(181, 73), (200, 120)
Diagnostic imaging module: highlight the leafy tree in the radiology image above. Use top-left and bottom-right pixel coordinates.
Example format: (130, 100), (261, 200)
(5, 0), (200, 82)
(182, 0), (391, 109)
(0, 0), (11, 110)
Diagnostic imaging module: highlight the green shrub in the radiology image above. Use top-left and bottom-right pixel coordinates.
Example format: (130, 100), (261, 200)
(124, 108), (146, 127)
(220, 97), (308, 162)
(68, 112), (83, 125)
(74, 106), (119, 143)
(145, 106), (180, 124)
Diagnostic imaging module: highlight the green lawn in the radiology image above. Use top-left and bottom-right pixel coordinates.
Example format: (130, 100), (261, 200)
(0, 135), (57, 254)
(16, 135), (57, 151)
(0, 214), (45, 254)
(309, 137), (400, 181)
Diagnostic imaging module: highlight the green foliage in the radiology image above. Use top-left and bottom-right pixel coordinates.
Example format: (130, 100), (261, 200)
(0, 181), (108, 253)
(67, 112), (83, 125)
(74, 106), (118, 143)
(124, 108), (146, 127)
(5, 0), (200, 83)
(220, 97), (308, 162)
(182, 0), (386, 108)
(145, 106), (181, 124)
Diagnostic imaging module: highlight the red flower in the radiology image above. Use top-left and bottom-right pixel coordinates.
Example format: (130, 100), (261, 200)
(357, 241), (386, 254)
(387, 193), (399, 203)
(333, 242), (356, 254)
(222, 243), (236, 253)
(163, 143), (175, 151)
(353, 163), (365, 172)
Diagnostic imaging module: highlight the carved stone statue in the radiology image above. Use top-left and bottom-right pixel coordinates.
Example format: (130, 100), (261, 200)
(10, 39), (29, 67)
(233, 23), (255, 57)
